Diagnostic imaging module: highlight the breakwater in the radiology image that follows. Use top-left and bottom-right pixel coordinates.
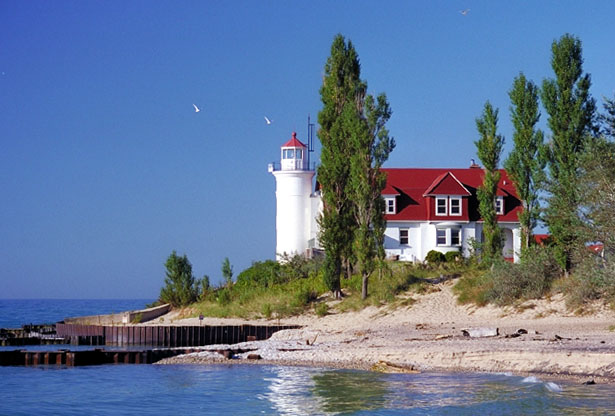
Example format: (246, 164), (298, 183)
(55, 323), (299, 347)
(0, 347), (255, 367)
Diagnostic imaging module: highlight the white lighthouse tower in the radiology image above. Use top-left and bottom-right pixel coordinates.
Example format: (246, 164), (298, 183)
(269, 132), (316, 260)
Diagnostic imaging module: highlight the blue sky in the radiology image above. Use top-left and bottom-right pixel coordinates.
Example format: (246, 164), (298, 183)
(2, 1), (615, 299)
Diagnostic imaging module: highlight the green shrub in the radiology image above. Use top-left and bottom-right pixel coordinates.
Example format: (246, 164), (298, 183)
(235, 260), (281, 288)
(425, 250), (445, 264)
(315, 302), (329, 317)
(564, 254), (615, 308)
(217, 288), (231, 306)
(487, 246), (561, 305)
(445, 250), (462, 263)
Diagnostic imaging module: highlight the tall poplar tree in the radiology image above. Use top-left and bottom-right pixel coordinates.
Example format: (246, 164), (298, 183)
(540, 33), (596, 271)
(349, 93), (394, 299)
(475, 101), (505, 264)
(317, 34), (364, 298)
(504, 73), (545, 254)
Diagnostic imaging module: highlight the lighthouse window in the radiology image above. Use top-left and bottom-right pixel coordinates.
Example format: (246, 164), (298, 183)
(296, 149), (303, 159)
(283, 149), (295, 159)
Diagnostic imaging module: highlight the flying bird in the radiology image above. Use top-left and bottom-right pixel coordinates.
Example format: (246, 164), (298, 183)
(193, 104), (201, 113)
(459, 8), (470, 16)
(264, 116), (273, 125)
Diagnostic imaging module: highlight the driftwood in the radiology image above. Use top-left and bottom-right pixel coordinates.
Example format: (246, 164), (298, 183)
(461, 327), (499, 338)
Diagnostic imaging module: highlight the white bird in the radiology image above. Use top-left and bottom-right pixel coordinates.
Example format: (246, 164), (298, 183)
(459, 8), (470, 16)
(193, 104), (201, 113)
(264, 116), (273, 125)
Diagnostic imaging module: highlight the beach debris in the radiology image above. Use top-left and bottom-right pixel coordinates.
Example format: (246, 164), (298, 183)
(246, 354), (261, 360)
(435, 334), (452, 340)
(505, 328), (529, 338)
(461, 327), (499, 338)
(553, 334), (571, 341)
(371, 360), (420, 374)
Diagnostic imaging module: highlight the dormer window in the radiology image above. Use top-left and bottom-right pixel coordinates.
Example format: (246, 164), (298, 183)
(450, 197), (461, 216)
(385, 197), (396, 214)
(495, 196), (504, 215)
(436, 198), (447, 215)
(436, 196), (462, 216)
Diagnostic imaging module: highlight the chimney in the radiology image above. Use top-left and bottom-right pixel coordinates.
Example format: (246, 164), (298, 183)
(469, 159), (480, 169)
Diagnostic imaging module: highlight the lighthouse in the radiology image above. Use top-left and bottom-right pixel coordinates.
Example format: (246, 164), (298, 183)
(269, 132), (316, 260)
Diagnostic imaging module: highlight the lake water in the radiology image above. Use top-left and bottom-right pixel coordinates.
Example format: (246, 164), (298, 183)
(2, 364), (615, 415)
(0, 298), (153, 328)
(2, 299), (615, 415)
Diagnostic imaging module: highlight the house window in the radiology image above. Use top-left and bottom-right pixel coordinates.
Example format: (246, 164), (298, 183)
(495, 197), (504, 215)
(436, 227), (462, 246)
(450, 198), (461, 215)
(436, 229), (447, 245)
(436, 198), (447, 215)
(451, 229), (461, 246)
(385, 198), (396, 214)
(400, 229), (409, 245)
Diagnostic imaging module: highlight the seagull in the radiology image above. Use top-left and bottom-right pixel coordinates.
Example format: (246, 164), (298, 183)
(459, 8), (470, 16)
(264, 116), (273, 125)
(193, 104), (201, 113)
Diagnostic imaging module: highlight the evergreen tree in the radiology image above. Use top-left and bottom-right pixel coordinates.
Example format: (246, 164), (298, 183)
(317, 34), (365, 298)
(475, 101), (505, 264)
(598, 94), (615, 139)
(159, 251), (200, 307)
(221, 257), (233, 287)
(540, 33), (596, 271)
(504, 73), (545, 254)
(349, 93), (394, 299)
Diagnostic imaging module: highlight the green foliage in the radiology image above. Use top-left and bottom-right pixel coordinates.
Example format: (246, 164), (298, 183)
(317, 34), (364, 296)
(159, 251), (201, 307)
(505, 73), (546, 252)
(486, 246), (561, 305)
(130, 313), (143, 324)
(217, 288), (231, 306)
(222, 257), (233, 286)
(453, 271), (492, 306)
(349, 92), (395, 299)
(425, 250), (445, 264)
(315, 302), (329, 317)
(444, 250), (462, 263)
(475, 101), (505, 264)
(236, 260), (282, 288)
(541, 33), (596, 271)
(598, 93), (615, 139)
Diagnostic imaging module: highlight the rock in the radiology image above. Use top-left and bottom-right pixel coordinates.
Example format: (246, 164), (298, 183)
(246, 354), (261, 360)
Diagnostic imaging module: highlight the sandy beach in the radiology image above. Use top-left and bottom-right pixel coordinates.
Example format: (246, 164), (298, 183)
(152, 279), (615, 382)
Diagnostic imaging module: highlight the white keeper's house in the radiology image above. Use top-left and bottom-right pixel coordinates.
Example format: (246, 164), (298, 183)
(269, 132), (522, 263)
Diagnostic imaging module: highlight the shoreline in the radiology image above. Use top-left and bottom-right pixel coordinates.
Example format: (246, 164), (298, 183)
(151, 279), (615, 384)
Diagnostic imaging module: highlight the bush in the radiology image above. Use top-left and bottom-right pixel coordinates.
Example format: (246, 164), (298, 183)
(487, 246), (561, 305)
(217, 288), (231, 306)
(425, 250), (445, 264)
(564, 254), (615, 309)
(445, 250), (462, 263)
(315, 302), (329, 317)
(235, 260), (281, 288)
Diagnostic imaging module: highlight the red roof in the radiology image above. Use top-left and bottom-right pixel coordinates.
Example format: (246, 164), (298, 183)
(423, 172), (471, 196)
(282, 132), (306, 148)
(382, 168), (521, 223)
